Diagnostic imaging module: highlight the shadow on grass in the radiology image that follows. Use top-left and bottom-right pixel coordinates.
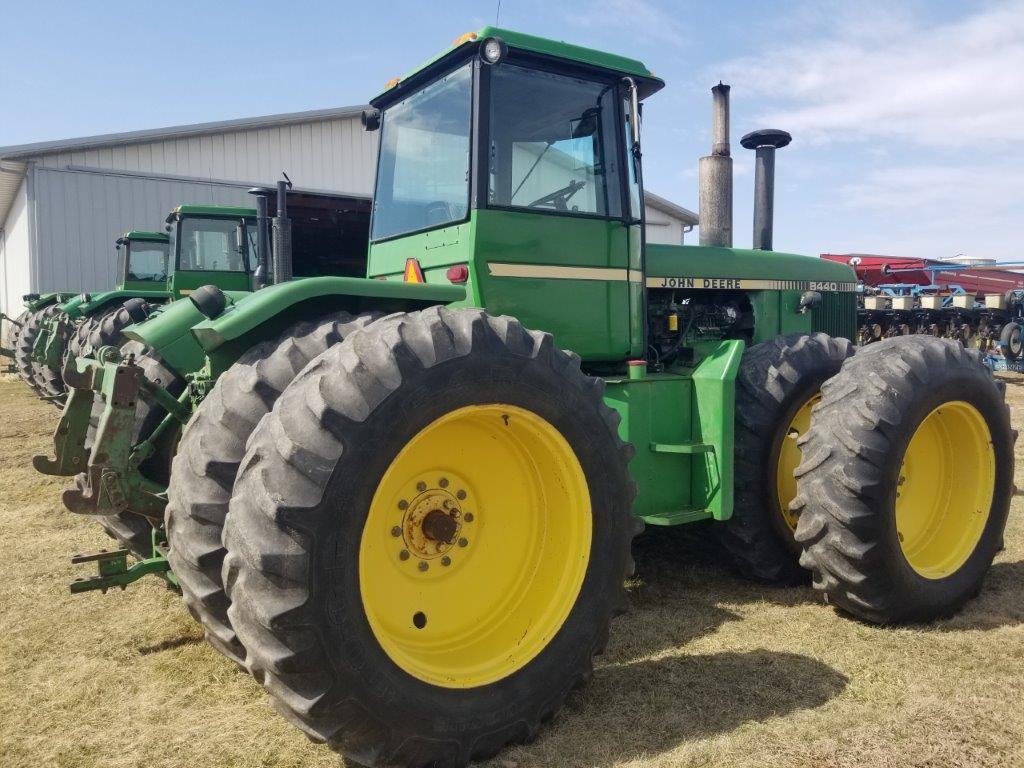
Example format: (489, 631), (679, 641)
(930, 559), (1024, 632)
(607, 523), (821, 662)
(507, 649), (847, 767)
(136, 633), (204, 655)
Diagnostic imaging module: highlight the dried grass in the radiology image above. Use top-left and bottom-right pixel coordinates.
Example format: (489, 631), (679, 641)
(0, 372), (1021, 768)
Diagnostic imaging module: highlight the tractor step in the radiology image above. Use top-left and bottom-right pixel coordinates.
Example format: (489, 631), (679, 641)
(69, 547), (172, 594)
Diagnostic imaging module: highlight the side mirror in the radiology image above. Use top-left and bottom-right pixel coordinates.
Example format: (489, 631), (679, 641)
(236, 222), (246, 254)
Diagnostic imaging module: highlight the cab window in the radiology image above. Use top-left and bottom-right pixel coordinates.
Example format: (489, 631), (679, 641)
(178, 217), (250, 272)
(488, 65), (622, 218)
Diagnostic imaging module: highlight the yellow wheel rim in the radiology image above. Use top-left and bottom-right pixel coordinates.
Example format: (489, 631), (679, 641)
(359, 404), (591, 689)
(895, 401), (995, 579)
(775, 393), (821, 533)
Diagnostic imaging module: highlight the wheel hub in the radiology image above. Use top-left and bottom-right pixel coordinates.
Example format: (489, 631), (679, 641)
(401, 486), (466, 561)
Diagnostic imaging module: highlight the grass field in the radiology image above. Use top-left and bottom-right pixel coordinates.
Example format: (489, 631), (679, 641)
(1, 371), (1022, 768)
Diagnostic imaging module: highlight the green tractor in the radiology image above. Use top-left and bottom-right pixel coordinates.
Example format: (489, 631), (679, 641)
(19, 204), (273, 403)
(40, 29), (1012, 767)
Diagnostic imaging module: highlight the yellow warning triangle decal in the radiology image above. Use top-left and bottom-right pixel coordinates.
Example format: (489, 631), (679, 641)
(403, 258), (425, 284)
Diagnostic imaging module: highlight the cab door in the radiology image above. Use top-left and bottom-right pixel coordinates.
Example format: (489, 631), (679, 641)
(473, 64), (634, 361)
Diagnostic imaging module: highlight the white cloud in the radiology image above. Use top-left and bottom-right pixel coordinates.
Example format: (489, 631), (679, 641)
(564, 0), (686, 48)
(721, 1), (1024, 147)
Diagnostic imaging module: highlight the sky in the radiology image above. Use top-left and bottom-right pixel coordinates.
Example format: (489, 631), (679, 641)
(1, 0), (1022, 260)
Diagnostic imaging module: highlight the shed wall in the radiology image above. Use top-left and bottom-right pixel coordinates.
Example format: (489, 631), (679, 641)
(31, 167), (257, 295)
(34, 116), (376, 196)
(1, 178), (31, 317)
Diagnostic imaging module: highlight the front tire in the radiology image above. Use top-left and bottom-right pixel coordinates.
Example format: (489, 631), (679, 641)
(222, 307), (636, 767)
(793, 336), (1013, 623)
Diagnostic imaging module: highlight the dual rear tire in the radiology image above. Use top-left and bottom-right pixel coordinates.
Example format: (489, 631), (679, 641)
(167, 306), (635, 767)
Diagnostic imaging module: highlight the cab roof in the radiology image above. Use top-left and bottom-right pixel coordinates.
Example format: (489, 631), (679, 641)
(117, 230), (169, 245)
(167, 204), (257, 222)
(371, 27), (664, 107)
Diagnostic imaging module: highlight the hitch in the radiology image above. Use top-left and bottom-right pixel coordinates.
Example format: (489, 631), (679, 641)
(37, 346), (191, 518)
(69, 547), (173, 594)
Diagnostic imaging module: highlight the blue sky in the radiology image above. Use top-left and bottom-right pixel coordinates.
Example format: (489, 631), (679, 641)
(1, 0), (1021, 260)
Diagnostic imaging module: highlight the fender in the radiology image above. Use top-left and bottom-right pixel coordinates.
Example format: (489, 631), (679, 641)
(25, 292), (73, 312)
(123, 291), (250, 376)
(74, 289), (173, 319)
(191, 276), (466, 352)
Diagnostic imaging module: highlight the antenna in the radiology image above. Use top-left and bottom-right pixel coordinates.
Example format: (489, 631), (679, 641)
(496, 0), (502, 25)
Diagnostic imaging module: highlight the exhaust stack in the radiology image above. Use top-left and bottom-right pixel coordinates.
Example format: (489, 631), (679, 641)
(272, 178), (293, 284)
(740, 129), (792, 251)
(698, 83), (733, 247)
(247, 187), (273, 289)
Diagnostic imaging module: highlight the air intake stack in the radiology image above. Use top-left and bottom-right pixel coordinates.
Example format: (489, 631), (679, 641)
(741, 128), (792, 251)
(698, 83), (733, 247)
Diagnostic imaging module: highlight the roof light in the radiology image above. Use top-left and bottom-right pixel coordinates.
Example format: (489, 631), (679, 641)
(452, 31), (478, 47)
(385, 76), (401, 90)
(479, 36), (508, 65)
(446, 264), (469, 284)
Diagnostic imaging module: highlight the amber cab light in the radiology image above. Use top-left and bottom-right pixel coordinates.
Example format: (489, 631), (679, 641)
(446, 264), (469, 284)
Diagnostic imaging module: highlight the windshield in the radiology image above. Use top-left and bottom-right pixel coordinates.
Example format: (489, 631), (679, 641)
(371, 63), (473, 241)
(126, 241), (169, 282)
(488, 65), (622, 218)
(176, 216), (254, 272)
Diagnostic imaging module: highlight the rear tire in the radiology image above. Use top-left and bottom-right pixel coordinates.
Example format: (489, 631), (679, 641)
(793, 336), (1013, 623)
(15, 307), (52, 395)
(222, 307), (636, 767)
(165, 311), (379, 666)
(720, 333), (853, 584)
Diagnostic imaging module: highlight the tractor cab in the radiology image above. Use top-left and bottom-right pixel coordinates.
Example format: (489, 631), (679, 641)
(365, 28), (664, 361)
(116, 231), (170, 292)
(165, 206), (261, 296)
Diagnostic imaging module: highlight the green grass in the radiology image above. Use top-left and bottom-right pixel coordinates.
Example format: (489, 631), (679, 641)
(0, 373), (1021, 768)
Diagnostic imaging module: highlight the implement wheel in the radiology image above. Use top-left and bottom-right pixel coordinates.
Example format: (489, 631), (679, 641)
(166, 311), (379, 665)
(222, 307), (635, 767)
(1000, 321), (1022, 360)
(794, 336), (1013, 623)
(720, 333), (853, 584)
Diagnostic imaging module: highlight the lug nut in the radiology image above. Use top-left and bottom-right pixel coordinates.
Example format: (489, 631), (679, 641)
(439, 477), (449, 488)
(441, 556), (452, 567)
(456, 489), (467, 500)
(391, 526), (402, 537)
(399, 550), (410, 561)
(417, 481), (427, 492)
(458, 538), (469, 548)
(418, 561), (429, 572)
(398, 499), (408, 510)
(464, 512), (474, 522)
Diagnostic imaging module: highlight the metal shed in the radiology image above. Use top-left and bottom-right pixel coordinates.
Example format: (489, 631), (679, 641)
(0, 105), (697, 316)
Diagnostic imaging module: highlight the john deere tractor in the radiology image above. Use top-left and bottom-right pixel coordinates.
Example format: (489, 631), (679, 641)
(39, 29), (1012, 767)
(19, 204), (274, 403)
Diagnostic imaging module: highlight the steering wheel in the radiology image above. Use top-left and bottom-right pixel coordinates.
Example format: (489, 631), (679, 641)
(529, 180), (587, 211)
(425, 201), (454, 226)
